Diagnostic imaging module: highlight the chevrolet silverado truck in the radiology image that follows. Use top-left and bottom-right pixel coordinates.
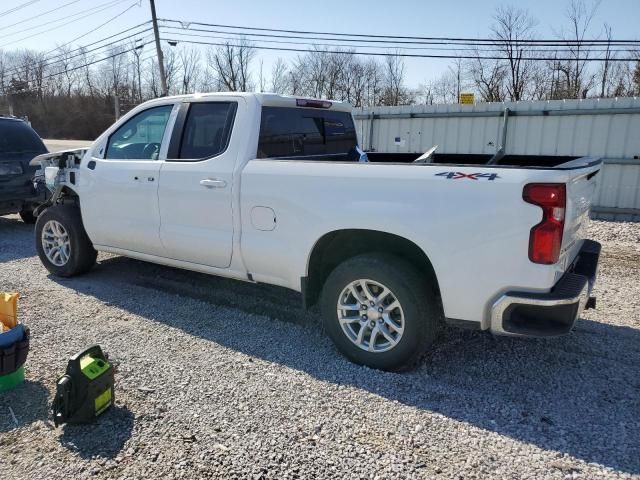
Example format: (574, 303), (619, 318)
(31, 93), (601, 371)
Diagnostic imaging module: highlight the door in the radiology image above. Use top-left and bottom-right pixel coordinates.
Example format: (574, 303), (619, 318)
(158, 100), (239, 267)
(81, 104), (176, 256)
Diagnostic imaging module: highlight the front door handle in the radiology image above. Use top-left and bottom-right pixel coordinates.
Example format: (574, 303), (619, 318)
(200, 178), (227, 189)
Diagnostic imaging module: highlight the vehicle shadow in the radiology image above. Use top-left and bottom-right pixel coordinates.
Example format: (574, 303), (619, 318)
(0, 380), (50, 432)
(53, 255), (640, 474)
(0, 215), (36, 262)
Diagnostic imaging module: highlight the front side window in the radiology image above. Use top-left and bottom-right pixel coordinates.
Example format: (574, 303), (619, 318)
(106, 105), (173, 160)
(177, 102), (237, 160)
(257, 107), (358, 160)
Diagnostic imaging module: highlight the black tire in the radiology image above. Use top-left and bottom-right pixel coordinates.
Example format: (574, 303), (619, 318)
(320, 253), (441, 371)
(35, 205), (97, 277)
(19, 209), (36, 224)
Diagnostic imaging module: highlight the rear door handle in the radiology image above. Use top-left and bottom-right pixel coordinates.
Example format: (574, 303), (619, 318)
(200, 178), (227, 189)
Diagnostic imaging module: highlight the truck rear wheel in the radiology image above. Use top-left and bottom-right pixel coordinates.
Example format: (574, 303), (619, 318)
(320, 253), (441, 371)
(35, 205), (97, 277)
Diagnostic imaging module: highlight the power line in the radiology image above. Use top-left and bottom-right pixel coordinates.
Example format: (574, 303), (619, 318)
(159, 21), (640, 50)
(0, 0), (81, 32)
(0, 0), (41, 17)
(44, 2), (141, 55)
(161, 37), (636, 62)
(159, 18), (640, 47)
(0, 0), (132, 47)
(42, 22), (151, 57)
(159, 26), (632, 56)
(3, 41), (154, 95)
(2, 25), (153, 82)
(39, 41), (154, 81)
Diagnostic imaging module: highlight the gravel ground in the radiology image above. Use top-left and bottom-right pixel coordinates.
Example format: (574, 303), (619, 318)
(0, 216), (638, 479)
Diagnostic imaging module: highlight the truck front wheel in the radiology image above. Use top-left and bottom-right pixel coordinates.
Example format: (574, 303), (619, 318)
(35, 205), (97, 277)
(320, 253), (441, 371)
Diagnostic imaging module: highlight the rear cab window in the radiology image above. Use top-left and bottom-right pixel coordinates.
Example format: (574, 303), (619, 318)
(257, 107), (358, 161)
(0, 120), (47, 154)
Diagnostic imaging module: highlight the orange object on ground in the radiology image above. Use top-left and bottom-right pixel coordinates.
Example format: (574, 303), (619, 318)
(0, 292), (19, 331)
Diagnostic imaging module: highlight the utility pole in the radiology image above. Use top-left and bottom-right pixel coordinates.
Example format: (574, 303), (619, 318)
(149, 0), (168, 96)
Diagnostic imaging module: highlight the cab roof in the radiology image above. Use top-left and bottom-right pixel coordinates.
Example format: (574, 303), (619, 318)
(143, 92), (352, 113)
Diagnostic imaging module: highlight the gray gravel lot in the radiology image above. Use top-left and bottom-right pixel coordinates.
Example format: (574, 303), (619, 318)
(0, 216), (638, 479)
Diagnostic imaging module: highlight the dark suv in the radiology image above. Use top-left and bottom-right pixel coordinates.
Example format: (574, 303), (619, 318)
(0, 117), (48, 223)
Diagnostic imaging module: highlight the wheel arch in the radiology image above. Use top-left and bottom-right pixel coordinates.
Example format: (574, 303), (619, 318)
(302, 229), (441, 309)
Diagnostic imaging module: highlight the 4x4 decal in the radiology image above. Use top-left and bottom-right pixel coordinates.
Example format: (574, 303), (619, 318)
(435, 172), (500, 180)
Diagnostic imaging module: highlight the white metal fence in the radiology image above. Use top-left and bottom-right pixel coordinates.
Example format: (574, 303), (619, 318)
(353, 97), (640, 221)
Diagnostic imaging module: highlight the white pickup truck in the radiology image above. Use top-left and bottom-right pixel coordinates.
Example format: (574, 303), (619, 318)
(31, 93), (602, 371)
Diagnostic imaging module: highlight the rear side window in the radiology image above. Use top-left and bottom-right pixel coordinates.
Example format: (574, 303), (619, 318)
(0, 120), (47, 154)
(257, 107), (357, 160)
(178, 102), (237, 160)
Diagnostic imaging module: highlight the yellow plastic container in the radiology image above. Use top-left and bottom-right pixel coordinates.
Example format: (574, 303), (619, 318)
(0, 292), (26, 390)
(0, 292), (19, 332)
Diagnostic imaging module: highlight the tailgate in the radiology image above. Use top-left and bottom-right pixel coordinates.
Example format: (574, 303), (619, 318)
(559, 157), (602, 273)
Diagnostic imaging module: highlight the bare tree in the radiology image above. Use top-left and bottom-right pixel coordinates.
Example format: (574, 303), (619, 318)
(529, 62), (552, 100)
(163, 48), (179, 95)
(76, 47), (97, 97)
(598, 23), (613, 97)
(291, 47), (330, 98)
(107, 46), (128, 99)
(554, 0), (600, 98)
(145, 57), (161, 98)
(492, 6), (538, 101)
(383, 53), (406, 105)
(467, 54), (505, 102)
(429, 70), (460, 104)
(50, 45), (81, 97)
(633, 59), (640, 95)
(258, 59), (265, 92)
(129, 42), (144, 102)
(207, 40), (255, 92)
(178, 47), (201, 94)
(362, 58), (384, 106)
(270, 58), (288, 93)
(417, 80), (436, 105)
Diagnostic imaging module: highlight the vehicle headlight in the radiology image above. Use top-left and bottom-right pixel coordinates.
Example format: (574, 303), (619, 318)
(0, 162), (24, 175)
(45, 166), (60, 188)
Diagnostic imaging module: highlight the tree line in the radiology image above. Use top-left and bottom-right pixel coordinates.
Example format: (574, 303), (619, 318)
(0, 0), (638, 139)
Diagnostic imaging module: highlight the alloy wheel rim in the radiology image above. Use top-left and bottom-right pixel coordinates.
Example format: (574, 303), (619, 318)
(336, 279), (405, 353)
(42, 220), (71, 267)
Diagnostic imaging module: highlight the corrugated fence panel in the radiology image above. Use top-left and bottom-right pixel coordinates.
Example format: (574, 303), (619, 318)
(354, 97), (640, 221)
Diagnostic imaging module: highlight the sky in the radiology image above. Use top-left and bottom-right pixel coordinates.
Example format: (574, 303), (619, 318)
(1, 0), (639, 89)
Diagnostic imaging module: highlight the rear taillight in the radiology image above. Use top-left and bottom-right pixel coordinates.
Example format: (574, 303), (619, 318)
(523, 183), (566, 264)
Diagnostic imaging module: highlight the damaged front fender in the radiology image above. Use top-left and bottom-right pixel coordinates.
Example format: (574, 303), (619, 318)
(30, 148), (89, 216)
